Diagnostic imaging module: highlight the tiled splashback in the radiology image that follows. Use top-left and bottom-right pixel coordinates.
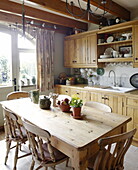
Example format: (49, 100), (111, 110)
(79, 64), (138, 88)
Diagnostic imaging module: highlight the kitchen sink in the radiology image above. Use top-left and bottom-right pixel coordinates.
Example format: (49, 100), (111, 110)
(84, 86), (136, 93)
(102, 86), (136, 93)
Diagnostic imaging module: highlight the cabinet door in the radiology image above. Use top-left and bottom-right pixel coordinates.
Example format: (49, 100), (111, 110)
(126, 106), (138, 141)
(81, 90), (90, 103)
(70, 88), (82, 99)
(102, 94), (123, 115)
(87, 33), (97, 66)
(64, 39), (75, 67)
(75, 37), (87, 65)
(133, 25), (138, 67)
(90, 91), (102, 103)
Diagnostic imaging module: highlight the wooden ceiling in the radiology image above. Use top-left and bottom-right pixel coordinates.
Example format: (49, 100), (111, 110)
(28, 0), (130, 21)
(0, 0), (131, 32)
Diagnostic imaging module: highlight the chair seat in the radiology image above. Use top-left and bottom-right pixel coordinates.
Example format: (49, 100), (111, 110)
(37, 143), (67, 163)
(9, 126), (27, 142)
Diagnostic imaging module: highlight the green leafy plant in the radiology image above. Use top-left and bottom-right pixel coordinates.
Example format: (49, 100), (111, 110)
(69, 94), (83, 108)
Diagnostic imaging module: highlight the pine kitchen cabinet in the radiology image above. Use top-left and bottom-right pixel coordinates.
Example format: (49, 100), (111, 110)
(64, 32), (97, 68)
(64, 20), (138, 68)
(133, 24), (138, 67)
(89, 91), (124, 115)
(125, 97), (138, 145)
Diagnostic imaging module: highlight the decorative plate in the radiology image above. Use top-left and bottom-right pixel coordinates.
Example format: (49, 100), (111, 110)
(107, 36), (114, 43)
(104, 48), (114, 56)
(130, 73), (138, 88)
(97, 68), (105, 76)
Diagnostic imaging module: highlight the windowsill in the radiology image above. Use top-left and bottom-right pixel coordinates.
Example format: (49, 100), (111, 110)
(0, 85), (13, 88)
(21, 85), (36, 88)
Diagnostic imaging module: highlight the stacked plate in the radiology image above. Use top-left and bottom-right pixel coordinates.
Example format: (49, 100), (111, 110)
(100, 48), (114, 59)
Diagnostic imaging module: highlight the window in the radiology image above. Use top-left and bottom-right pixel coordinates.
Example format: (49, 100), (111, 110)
(18, 35), (36, 86)
(0, 29), (36, 88)
(0, 32), (12, 86)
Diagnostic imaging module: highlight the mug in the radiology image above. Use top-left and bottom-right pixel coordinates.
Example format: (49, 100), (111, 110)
(112, 50), (119, 58)
(30, 89), (39, 104)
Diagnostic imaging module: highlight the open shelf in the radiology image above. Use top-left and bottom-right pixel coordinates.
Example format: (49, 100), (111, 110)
(97, 39), (132, 46)
(98, 57), (133, 63)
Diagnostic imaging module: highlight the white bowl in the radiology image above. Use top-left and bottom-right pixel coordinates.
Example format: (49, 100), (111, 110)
(100, 55), (110, 59)
(124, 54), (132, 58)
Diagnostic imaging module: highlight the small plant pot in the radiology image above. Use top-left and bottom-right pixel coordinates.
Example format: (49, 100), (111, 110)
(72, 107), (81, 118)
(58, 104), (71, 112)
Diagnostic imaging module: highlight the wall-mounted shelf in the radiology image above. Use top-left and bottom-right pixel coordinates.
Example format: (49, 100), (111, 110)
(97, 39), (132, 46)
(98, 57), (133, 63)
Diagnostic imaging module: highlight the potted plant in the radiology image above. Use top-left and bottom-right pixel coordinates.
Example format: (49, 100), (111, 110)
(69, 94), (83, 118)
(57, 98), (71, 112)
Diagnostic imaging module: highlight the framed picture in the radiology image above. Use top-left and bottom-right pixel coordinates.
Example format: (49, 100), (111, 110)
(119, 45), (132, 55)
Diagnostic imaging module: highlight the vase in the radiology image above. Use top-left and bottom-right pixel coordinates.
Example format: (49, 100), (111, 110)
(30, 89), (39, 104)
(72, 107), (81, 118)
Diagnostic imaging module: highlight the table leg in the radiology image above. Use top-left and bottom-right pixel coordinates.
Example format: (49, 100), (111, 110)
(70, 149), (88, 170)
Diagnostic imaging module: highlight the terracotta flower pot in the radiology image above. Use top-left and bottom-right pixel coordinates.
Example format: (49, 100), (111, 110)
(58, 104), (71, 112)
(72, 107), (81, 118)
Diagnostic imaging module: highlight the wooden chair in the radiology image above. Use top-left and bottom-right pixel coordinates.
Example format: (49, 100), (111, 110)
(84, 101), (112, 112)
(88, 128), (136, 170)
(7, 91), (29, 100)
(3, 106), (31, 170)
(22, 118), (69, 170)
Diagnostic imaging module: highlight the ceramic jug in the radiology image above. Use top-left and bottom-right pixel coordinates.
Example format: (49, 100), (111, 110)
(30, 89), (39, 104)
(39, 96), (51, 109)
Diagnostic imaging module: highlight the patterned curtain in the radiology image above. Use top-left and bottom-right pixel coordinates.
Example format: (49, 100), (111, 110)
(36, 29), (55, 92)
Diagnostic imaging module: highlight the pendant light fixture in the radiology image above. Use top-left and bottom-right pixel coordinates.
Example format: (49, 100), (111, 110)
(66, 0), (109, 19)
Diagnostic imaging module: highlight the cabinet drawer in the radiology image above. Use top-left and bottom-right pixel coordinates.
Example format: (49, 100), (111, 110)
(58, 87), (70, 95)
(126, 98), (138, 107)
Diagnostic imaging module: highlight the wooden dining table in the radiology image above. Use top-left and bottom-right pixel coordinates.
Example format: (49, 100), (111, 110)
(1, 98), (131, 170)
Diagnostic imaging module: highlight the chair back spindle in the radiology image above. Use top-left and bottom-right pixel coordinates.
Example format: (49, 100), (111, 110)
(22, 119), (56, 163)
(93, 128), (137, 170)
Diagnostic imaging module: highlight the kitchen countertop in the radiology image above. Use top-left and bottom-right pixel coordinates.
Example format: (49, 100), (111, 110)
(55, 84), (138, 97)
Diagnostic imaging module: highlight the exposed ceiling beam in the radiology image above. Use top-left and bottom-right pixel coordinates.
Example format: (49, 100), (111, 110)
(26, 0), (100, 25)
(0, 0), (88, 30)
(0, 11), (73, 34)
(84, 0), (130, 21)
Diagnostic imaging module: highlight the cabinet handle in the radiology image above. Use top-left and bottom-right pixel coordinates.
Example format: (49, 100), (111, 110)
(65, 91), (68, 93)
(93, 60), (96, 62)
(104, 97), (109, 100)
(77, 93), (79, 95)
(102, 97), (105, 99)
(135, 58), (138, 60)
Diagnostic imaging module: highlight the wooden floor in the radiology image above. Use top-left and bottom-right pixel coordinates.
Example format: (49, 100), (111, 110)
(0, 131), (138, 170)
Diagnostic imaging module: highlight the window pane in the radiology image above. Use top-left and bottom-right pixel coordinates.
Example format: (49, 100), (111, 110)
(18, 34), (35, 49)
(19, 52), (36, 86)
(0, 32), (12, 86)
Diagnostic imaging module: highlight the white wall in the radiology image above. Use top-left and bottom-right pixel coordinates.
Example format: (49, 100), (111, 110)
(54, 33), (71, 81)
(98, 65), (138, 88)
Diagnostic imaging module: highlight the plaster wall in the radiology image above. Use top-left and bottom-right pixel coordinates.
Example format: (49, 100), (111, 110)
(54, 33), (71, 81)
